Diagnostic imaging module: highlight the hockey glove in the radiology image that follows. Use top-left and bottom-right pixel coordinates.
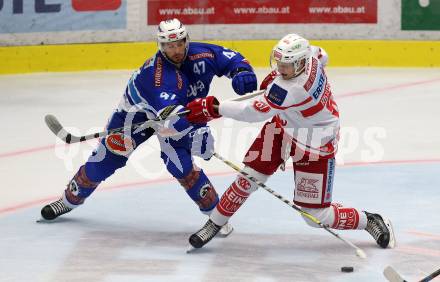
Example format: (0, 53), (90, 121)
(259, 70), (278, 90)
(186, 96), (221, 124)
(232, 70), (257, 95)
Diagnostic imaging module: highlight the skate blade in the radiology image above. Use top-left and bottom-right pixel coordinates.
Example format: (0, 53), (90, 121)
(217, 224), (234, 238)
(384, 218), (396, 249)
(36, 217), (49, 223)
(186, 245), (198, 254)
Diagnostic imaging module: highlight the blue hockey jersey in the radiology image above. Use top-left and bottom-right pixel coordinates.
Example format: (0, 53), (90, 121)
(181, 42), (254, 102)
(119, 51), (190, 133)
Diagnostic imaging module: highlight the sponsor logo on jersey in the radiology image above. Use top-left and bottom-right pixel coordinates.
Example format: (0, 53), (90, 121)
(267, 84), (287, 106)
(253, 100), (271, 113)
(295, 171), (324, 205)
(199, 183), (210, 198)
(69, 180), (79, 196)
(334, 208), (359, 229)
(237, 177), (251, 191)
(188, 52), (215, 61)
(217, 182), (249, 216)
(196, 183), (218, 210)
(303, 57), (318, 91)
(144, 57), (155, 69)
(311, 73), (326, 100)
(325, 158), (335, 203)
(175, 70), (183, 90)
(297, 178), (319, 194)
(154, 56), (163, 87)
(105, 133), (136, 157)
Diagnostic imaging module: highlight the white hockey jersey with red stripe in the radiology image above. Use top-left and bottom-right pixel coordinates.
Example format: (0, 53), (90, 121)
(219, 46), (340, 157)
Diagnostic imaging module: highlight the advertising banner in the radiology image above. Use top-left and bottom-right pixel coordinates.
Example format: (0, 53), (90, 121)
(0, 0), (126, 33)
(402, 0), (440, 30)
(147, 0), (377, 25)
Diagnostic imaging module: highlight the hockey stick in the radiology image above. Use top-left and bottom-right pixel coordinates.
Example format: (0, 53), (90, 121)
(44, 110), (189, 144)
(45, 90), (264, 144)
(384, 266), (440, 282)
(213, 152), (367, 259)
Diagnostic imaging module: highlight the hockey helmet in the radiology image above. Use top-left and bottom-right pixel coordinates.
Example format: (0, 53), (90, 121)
(270, 34), (311, 77)
(157, 18), (189, 63)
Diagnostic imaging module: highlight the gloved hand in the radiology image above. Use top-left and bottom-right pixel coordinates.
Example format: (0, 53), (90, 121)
(190, 126), (214, 160)
(259, 70), (278, 90)
(232, 70), (257, 95)
(186, 96), (221, 124)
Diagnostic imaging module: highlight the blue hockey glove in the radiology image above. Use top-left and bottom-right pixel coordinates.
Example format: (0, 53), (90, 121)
(232, 70), (257, 95)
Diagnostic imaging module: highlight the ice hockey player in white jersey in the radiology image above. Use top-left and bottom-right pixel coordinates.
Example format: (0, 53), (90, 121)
(184, 34), (396, 250)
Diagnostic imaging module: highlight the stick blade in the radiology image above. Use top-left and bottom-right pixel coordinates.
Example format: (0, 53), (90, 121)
(45, 114), (63, 135)
(384, 266), (407, 282)
(44, 114), (74, 143)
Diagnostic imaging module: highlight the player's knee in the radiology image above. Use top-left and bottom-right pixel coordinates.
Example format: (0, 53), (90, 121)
(64, 165), (100, 207)
(178, 168), (219, 213)
(104, 133), (136, 157)
(301, 207), (335, 228)
(85, 141), (129, 183)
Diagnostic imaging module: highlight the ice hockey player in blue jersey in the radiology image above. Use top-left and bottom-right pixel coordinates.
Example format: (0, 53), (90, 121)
(40, 18), (257, 233)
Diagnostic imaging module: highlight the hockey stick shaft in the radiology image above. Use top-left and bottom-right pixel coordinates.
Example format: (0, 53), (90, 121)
(44, 110), (189, 144)
(420, 268), (440, 282)
(45, 90), (264, 144)
(213, 152), (367, 259)
(384, 266), (440, 282)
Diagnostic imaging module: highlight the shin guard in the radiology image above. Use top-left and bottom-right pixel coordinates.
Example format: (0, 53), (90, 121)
(63, 165), (100, 208)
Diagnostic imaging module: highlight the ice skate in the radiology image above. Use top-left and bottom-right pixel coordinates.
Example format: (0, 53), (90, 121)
(39, 198), (72, 221)
(365, 212), (396, 248)
(188, 219), (222, 250)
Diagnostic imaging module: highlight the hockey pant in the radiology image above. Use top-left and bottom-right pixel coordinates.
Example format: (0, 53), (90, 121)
(63, 110), (153, 208)
(210, 119), (367, 229)
(63, 110), (219, 214)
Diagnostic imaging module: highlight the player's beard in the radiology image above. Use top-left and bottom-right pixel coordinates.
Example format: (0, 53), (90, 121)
(171, 53), (185, 64)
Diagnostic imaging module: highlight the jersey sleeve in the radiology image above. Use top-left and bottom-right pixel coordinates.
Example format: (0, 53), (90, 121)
(311, 45), (329, 67)
(207, 43), (254, 77)
(219, 93), (282, 123)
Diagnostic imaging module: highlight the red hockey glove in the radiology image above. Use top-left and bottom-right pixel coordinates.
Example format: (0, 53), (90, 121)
(186, 96), (221, 124)
(259, 70), (278, 90)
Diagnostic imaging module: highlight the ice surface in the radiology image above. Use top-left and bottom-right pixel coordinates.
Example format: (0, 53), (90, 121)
(0, 68), (439, 282)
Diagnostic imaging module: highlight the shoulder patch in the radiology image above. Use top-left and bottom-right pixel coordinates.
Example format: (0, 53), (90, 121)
(267, 84), (288, 106)
(188, 52), (215, 61)
(253, 100), (270, 113)
(175, 70), (183, 90)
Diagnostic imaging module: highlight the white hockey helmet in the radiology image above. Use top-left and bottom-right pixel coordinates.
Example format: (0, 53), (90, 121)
(270, 34), (311, 77)
(157, 18), (189, 60)
(157, 18), (188, 43)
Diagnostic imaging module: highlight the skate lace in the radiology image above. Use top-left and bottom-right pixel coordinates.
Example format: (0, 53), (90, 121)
(366, 219), (382, 240)
(50, 199), (71, 215)
(197, 221), (220, 242)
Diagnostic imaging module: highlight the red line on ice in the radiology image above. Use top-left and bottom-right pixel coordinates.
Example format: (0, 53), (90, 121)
(1, 77), (439, 160)
(337, 77), (440, 99)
